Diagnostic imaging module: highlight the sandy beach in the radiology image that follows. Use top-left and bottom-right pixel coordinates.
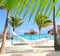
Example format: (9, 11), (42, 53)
(0, 0), (60, 56)
(0, 39), (60, 56)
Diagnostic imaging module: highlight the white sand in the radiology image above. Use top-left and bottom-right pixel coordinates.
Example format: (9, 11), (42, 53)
(0, 39), (60, 56)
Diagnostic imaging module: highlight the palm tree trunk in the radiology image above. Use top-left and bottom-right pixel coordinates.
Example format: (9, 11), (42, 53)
(11, 28), (15, 45)
(53, 0), (60, 51)
(0, 12), (9, 53)
(39, 28), (41, 39)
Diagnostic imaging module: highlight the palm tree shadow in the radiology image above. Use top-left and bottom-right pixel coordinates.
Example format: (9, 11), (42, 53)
(5, 47), (33, 56)
(33, 46), (54, 53)
(11, 54), (23, 56)
(46, 51), (60, 56)
(6, 47), (33, 53)
(34, 46), (60, 56)
(33, 46), (54, 48)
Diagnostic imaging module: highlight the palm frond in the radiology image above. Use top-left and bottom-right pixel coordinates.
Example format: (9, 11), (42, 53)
(10, 0), (20, 15)
(40, 0), (48, 14)
(35, 0), (43, 15)
(0, 0), (4, 4)
(28, 0), (40, 22)
(15, 0), (25, 16)
(44, 0), (53, 15)
(4, 0), (17, 11)
(44, 20), (52, 23)
(16, 21), (23, 28)
(0, 0), (6, 9)
(35, 14), (52, 29)
(23, 0), (34, 18)
(48, 0), (58, 17)
(57, 12), (60, 17)
(56, 5), (60, 17)
(18, 0), (28, 16)
(9, 16), (23, 29)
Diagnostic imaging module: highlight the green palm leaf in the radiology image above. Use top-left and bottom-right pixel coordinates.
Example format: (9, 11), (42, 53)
(57, 12), (60, 17)
(0, 0), (5, 9)
(11, 0), (24, 16)
(48, 0), (58, 17)
(56, 5), (60, 17)
(5, 0), (17, 11)
(15, 0), (25, 16)
(10, 0), (20, 15)
(28, 0), (40, 22)
(0, 0), (4, 4)
(18, 0), (28, 16)
(16, 21), (23, 28)
(33, 0), (43, 24)
(45, 0), (53, 15)
(40, 0), (48, 14)
(23, 0), (34, 18)
(35, 0), (43, 15)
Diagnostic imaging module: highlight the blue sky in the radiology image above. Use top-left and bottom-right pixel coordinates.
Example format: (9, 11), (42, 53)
(0, 0), (60, 35)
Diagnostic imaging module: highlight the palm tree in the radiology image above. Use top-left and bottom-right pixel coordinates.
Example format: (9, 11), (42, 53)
(0, 0), (28, 53)
(53, 0), (60, 51)
(0, 0), (60, 53)
(35, 14), (52, 38)
(9, 16), (23, 31)
(9, 16), (23, 44)
(23, 0), (60, 51)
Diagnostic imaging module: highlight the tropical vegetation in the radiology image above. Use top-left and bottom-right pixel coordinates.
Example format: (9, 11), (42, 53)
(9, 16), (23, 31)
(35, 14), (52, 38)
(0, 0), (27, 53)
(9, 16), (23, 44)
(0, 0), (60, 53)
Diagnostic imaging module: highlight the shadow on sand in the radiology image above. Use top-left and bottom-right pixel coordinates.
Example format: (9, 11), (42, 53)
(33, 46), (54, 48)
(10, 46), (55, 56)
(46, 51), (60, 56)
(0, 46), (56, 56)
(5, 47), (33, 56)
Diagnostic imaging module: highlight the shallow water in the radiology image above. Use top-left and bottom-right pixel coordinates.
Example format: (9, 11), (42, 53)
(13, 34), (54, 41)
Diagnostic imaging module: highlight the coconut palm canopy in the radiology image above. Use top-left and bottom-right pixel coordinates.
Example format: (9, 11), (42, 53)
(35, 14), (52, 28)
(24, 29), (37, 35)
(35, 14), (52, 38)
(9, 16), (23, 31)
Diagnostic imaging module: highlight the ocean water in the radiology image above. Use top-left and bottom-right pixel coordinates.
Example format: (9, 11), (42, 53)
(14, 34), (54, 41)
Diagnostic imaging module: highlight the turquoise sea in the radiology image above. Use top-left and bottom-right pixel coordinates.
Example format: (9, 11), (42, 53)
(14, 34), (54, 41)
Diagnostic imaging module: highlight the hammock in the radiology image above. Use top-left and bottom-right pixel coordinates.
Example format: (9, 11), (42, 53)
(12, 31), (49, 45)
